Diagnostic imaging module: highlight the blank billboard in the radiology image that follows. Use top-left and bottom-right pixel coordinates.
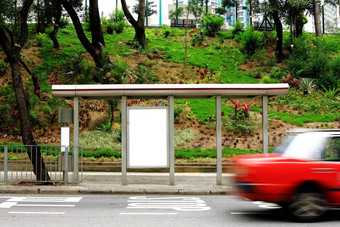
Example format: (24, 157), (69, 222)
(128, 107), (169, 168)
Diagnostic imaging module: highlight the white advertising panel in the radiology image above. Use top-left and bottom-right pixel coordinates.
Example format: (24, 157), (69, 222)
(61, 127), (70, 152)
(128, 107), (169, 168)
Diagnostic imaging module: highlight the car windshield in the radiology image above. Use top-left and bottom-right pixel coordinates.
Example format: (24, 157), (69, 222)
(273, 133), (328, 160)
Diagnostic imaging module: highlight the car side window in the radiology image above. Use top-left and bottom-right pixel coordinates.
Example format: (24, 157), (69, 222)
(324, 137), (340, 161)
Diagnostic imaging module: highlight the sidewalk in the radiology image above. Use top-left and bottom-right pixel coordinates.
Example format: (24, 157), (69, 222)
(0, 172), (234, 195)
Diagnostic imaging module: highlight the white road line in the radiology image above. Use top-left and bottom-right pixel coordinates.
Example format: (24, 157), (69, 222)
(120, 213), (178, 215)
(7, 197), (82, 202)
(0, 202), (18, 208)
(15, 204), (75, 207)
(8, 212), (65, 215)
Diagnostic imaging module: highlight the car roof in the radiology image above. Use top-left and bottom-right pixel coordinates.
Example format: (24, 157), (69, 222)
(288, 128), (340, 136)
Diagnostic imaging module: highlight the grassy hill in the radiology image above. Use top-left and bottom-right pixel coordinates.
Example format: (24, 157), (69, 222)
(0, 24), (339, 158)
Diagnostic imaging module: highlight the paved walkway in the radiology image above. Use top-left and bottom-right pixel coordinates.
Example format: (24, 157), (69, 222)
(0, 172), (234, 195)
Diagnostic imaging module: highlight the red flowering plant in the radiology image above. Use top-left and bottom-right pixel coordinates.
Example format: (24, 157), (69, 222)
(233, 101), (240, 119)
(283, 74), (299, 87)
(242, 104), (250, 118)
(196, 66), (221, 84)
(190, 29), (205, 46)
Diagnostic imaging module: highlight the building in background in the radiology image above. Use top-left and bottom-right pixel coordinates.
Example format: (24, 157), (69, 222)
(88, 1), (339, 33)
(304, 3), (340, 33)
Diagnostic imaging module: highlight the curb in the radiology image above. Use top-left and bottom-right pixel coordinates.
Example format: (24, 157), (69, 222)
(0, 185), (232, 195)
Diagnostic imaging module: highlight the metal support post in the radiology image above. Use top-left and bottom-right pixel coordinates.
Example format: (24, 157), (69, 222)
(64, 146), (68, 185)
(262, 95), (268, 154)
(159, 0), (162, 27)
(73, 97), (79, 182)
(4, 146), (8, 184)
(122, 96), (127, 185)
(169, 96), (175, 185)
(216, 96), (222, 185)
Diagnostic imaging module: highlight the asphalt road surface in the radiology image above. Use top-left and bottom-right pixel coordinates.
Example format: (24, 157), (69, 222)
(0, 194), (339, 226)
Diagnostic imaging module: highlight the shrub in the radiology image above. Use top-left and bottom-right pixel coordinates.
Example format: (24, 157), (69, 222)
(321, 86), (340, 100)
(231, 19), (244, 37)
(190, 29), (205, 46)
(174, 103), (195, 124)
(317, 56), (340, 90)
(77, 131), (121, 151)
(174, 128), (198, 146)
(236, 26), (264, 56)
(35, 32), (47, 47)
(110, 54), (129, 83)
(269, 67), (287, 80)
(200, 14), (224, 37)
(104, 10), (127, 34)
(286, 36), (313, 77)
(299, 78), (315, 94)
(59, 17), (70, 28)
(132, 64), (159, 84)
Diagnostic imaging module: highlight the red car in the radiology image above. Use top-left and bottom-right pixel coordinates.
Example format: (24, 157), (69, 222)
(232, 129), (340, 221)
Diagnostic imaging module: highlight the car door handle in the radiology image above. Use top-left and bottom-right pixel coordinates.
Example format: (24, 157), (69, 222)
(311, 168), (337, 173)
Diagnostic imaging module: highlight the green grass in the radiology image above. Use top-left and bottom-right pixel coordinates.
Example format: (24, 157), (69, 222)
(177, 99), (233, 122)
(175, 147), (259, 159)
(268, 111), (338, 126)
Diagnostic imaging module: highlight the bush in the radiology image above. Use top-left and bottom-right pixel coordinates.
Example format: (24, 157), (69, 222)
(59, 17), (70, 28)
(299, 78), (315, 94)
(200, 14), (224, 37)
(190, 29), (205, 46)
(236, 26), (264, 56)
(318, 56), (340, 90)
(174, 102), (195, 124)
(286, 36), (313, 77)
(104, 10), (127, 34)
(174, 128), (198, 146)
(232, 19), (244, 37)
(77, 131), (121, 151)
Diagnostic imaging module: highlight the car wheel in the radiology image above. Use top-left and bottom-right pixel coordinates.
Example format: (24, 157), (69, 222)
(288, 193), (327, 222)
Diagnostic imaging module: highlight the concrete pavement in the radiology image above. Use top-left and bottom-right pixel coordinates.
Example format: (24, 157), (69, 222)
(0, 172), (234, 195)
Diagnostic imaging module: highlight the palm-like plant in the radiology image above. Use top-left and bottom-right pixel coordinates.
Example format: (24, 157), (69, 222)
(299, 78), (315, 94)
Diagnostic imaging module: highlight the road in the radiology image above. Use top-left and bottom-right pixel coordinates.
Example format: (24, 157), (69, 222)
(0, 194), (339, 226)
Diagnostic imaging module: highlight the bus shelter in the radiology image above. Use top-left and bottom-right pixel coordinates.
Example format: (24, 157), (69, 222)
(52, 84), (289, 185)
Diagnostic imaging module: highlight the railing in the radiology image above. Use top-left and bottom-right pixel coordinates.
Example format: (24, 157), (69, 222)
(0, 145), (83, 185)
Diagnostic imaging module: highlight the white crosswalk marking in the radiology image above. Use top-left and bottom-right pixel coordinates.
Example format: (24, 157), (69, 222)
(126, 196), (211, 211)
(0, 196), (82, 210)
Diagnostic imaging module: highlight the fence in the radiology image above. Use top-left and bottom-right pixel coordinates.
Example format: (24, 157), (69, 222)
(0, 145), (83, 185)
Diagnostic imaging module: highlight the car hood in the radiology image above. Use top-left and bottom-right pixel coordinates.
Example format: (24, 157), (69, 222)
(233, 153), (307, 164)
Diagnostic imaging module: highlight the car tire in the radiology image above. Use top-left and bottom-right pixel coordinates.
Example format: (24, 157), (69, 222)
(288, 192), (327, 222)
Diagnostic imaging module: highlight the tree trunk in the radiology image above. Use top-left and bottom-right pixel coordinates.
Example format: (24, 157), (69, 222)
(60, 0), (104, 68)
(295, 16), (304, 37)
(49, 1), (62, 49)
(269, 0), (283, 63)
(121, 0), (146, 49)
(89, 0), (105, 49)
(0, 0), (51, 182)
(11, 54), (50, 182)
(313, 2), (322, 38)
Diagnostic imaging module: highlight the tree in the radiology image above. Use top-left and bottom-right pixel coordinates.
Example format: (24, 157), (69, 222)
(169, 6), (185, 25)
(60, 0), (111, 78)
(268, 0), (284, 63)
(121, 0), (147, 49)
(0, 0), (51, 182)
(133, 0), (157, 17)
